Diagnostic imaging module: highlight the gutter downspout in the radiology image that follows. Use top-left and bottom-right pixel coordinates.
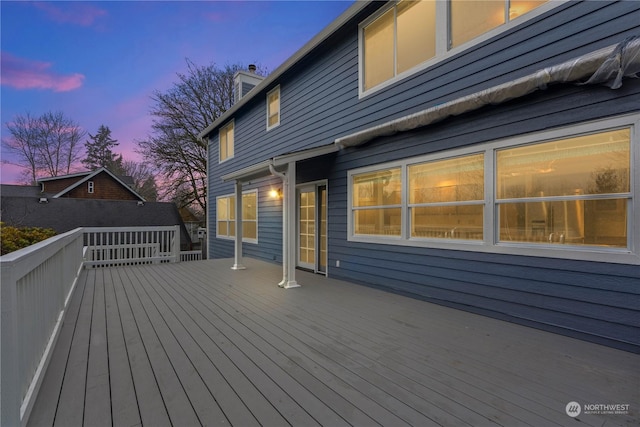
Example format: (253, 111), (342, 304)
(269, 162), (301, 288)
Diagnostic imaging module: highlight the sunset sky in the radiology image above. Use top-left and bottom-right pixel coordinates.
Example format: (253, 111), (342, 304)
(1, 0), (353, 184)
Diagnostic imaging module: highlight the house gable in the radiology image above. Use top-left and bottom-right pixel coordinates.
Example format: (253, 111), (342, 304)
(38, 168), (145, 201)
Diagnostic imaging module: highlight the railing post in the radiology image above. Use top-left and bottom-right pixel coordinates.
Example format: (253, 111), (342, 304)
(1, 261), (21, 427)
(173, 225), (180, 263)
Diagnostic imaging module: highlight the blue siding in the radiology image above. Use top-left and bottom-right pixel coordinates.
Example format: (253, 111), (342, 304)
(208, 1), (640, 352)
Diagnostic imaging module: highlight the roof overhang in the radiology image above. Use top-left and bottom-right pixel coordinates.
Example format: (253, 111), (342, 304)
(221, 143), (339, 182)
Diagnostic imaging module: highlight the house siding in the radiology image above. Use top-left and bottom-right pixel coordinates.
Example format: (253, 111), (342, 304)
(62, 172), (138, 200)
(207, 1), (640, 351)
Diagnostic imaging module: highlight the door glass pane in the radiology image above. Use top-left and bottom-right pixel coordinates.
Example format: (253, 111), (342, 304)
(319, 187), (327, 272)
(299, 190), (315, 266)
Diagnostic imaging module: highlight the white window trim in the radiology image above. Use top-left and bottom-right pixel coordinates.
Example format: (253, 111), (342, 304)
(216, 189), (258, 244)
(87, 181), (94, 194)
(266, 85), (281, 131)
(347, 114), (639, 265)
(218, 120), (235, 163)
(358, 0), (563, 98)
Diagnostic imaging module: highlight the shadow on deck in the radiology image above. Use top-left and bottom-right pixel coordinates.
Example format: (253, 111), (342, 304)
(27, 258), (639, 426)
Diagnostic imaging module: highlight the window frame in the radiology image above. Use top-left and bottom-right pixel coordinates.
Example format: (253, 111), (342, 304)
(87, 181), (94, 194)
(266, 85), (281, 130)
(358, 0), (561, 97)
(219, 120), (235, 163)
(347, 114), (639, 265)
(216, 189), (258, 244)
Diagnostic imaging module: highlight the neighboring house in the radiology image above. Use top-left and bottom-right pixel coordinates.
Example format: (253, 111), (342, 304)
(37, 168), (145, 201)
(1, 183), (191, 250)
(200, 1), (640, 352)
(179, 206), (206, 245)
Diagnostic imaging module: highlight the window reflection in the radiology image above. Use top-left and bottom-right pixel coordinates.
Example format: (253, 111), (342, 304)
(497, 129), (630, 247)
(352, 168), (402, 236)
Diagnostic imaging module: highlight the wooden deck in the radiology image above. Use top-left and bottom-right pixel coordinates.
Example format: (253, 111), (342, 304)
(27, 258), (638, 427)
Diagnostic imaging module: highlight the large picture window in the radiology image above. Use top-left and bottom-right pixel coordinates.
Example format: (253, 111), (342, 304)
(348, 116), (638, 264)
(497, 129), (630, 247)
(216, 190), (257, 242)
(360, 0), (551, 93)
(352, 168), (402, 236)
(219, 121), (234, 162)
(409, 154), (484, 240)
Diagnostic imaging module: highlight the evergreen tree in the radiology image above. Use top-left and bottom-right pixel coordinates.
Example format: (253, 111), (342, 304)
(83, 125), (120, 171)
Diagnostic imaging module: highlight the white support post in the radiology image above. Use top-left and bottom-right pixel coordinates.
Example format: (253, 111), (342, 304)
(283, 161), (300, 288)
(1, 262), (21, 427)
(231, 180), (245, 270)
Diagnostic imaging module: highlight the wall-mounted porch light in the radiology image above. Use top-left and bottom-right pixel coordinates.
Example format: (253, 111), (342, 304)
(269, 188), (282, 199)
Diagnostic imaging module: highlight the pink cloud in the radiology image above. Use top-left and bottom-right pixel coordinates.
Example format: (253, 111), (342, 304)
(1, 52), (84, 92)
(33, 2), (107, 27)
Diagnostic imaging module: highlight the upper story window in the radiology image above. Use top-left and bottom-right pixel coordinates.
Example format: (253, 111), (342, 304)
(266, 86), (281, 130)
(360, 0), (551, 94)
(219, 121), (234, 162)
(363, 0), (436, 91)
(87, 181), (94, 193)
(348, 114), (638, 265)
(451, 0), (548, 48)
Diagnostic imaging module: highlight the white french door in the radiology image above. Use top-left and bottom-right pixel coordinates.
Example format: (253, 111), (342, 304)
(297, 183), (327, 274)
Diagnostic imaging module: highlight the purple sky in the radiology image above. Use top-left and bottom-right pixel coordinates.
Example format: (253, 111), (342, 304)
(1, 0), (354, 184)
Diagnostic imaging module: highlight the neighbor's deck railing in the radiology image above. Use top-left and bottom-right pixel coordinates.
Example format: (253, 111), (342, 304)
(1, 225), (200, 426)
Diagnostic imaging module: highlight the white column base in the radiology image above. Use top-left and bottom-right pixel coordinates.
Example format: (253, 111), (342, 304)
(283, 280), (300, 289)
(231, 264), (246, 270)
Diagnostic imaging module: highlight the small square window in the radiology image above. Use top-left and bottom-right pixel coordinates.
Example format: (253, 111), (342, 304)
(266, 86), (280, 130)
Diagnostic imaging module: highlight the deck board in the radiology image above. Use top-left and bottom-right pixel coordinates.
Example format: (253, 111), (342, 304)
(27, 258), (640, 427)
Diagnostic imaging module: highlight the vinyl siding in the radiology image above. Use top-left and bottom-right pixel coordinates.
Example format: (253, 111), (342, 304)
(207, 0), (640, 351)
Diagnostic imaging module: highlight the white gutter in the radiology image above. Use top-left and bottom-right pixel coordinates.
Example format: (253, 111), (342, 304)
(268, 163), (289, 288)
(335, 36), (640, 149)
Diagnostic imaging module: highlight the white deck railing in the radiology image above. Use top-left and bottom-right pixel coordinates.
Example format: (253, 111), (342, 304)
(1, 228), (85, 427)
(0, 225), (199, 426)
(83, 225), (181, 267)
